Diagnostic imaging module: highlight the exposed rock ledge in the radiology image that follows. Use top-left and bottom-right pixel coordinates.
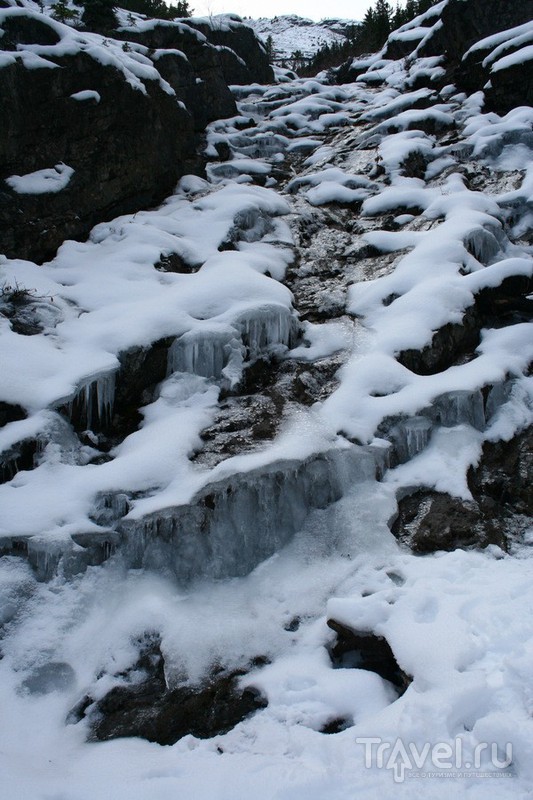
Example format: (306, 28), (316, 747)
(0, 10), (270, 263)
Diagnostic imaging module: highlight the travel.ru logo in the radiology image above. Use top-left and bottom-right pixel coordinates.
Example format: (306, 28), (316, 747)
(356, 737), (513, 783)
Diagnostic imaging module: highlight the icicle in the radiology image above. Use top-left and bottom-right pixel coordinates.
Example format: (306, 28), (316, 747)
(65, 371), (116, 431)
(238, 306), (299, 359)
(431, 389), (485, 430)
(118, 446), (377, 582)
(167, 332), (243, 380)
(389, 416), (432, 464)
(464, 225), (502, 264)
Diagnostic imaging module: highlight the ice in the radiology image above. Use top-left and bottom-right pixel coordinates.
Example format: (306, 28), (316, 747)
(167, 329), (243, 382)
(463, 224), (503, 264)
(166, 305), (298, 384)
(20, 661), (75, 695)
(388, 416), (433, 464)
(64, 371), (116, 431)
(429, 389), (486, 431)
(1, 8), (533, 797)
(119, 446), (378, 582)
(237, 304), (299, 356)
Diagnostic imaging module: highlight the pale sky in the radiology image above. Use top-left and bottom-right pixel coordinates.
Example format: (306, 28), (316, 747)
(188, 0), (371, 23)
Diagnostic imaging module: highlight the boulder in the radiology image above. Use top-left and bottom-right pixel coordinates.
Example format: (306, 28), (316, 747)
(75, 636), (267, 745)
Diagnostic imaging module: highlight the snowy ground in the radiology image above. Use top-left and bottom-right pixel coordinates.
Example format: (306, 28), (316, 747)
(1, 4), (533, 798)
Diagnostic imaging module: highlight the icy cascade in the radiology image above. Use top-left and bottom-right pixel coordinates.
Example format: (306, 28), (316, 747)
(166, 305), (299, 385)
(388, 416), (433, 464)
(119, 445), (377, 582)
(63, 372), (116, 431)
(167, 330), (243, 382)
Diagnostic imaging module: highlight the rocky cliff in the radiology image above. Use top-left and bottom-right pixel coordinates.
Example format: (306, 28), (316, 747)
(340, 0), (533, 115)
(0, 8), (270, 263)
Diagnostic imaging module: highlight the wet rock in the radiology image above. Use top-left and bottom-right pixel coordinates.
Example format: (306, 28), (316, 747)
(85, 638), (266, 745)
(392, 490), (499, 553)
(327, 618), (410, 692)
(0, 401), (26, 428)
(468, 427), (533, 520)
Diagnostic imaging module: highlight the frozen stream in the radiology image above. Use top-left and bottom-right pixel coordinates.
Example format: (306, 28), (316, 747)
(1, 4), (533, 798)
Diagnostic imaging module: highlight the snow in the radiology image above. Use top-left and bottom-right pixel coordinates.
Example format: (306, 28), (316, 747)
(492, 44), (533, 72)
(5, 162), (74, 194)
(1, 2), (533, 798)
(70, 89), (101, 102)
(247, 15), (351, 62)
(0, 6), (177, 96)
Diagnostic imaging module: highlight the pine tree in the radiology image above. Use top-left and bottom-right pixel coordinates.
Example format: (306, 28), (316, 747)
(265, 34), (274, 62)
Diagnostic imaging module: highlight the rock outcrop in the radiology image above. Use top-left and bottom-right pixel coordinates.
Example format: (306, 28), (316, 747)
(185, 15), (274, 85)
(0, 10), (272, 263)
(392, 427), (532, 553)
(341, 0), (533, 114)
(424, 0), (533, 113)
(113, 20), (238, 129)
(72, 634), (267, 745)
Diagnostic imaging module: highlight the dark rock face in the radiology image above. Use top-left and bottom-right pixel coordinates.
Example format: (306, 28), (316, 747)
(0, 13), (270, 263)
(393, 427), (532, 553)
(0, 401), (26, 428)
(80, 637), (266, 745)
(338, 0), (533, 110)
(185, 17), (274, 85)
(468, 427), (533, 522)
(114, 22), (237, 130)
(421, 0), (533, 113)
(327, 618), (410, 692)
(0, 18), (195, 262)
(437, 0), (533, 66)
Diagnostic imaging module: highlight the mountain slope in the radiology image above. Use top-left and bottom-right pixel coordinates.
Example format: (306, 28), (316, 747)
(0, 1), (532, 798)
(247, 15), (355, 62)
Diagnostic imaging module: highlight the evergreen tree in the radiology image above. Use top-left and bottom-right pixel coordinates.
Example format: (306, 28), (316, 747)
(265, 34), (274, 62)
